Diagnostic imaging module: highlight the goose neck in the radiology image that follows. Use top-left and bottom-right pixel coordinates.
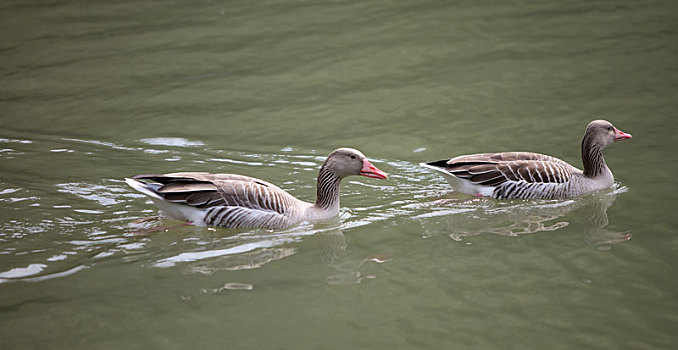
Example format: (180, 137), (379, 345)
(582, 137), (607, 178)
(314, 166), (342, 210)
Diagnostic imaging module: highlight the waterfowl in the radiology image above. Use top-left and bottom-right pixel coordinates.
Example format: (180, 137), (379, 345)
(126, 148), (388, 229)
(421, 120), (632, 199)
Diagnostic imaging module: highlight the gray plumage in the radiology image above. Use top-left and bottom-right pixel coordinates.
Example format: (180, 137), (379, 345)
(126, 148), (387, 229)
(421, 120), (632, 199)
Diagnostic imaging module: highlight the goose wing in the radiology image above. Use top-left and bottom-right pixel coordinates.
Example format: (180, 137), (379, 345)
(132, 172), (298, 227)
(427, 152), (579, 186)
(133, 172), (294, 212)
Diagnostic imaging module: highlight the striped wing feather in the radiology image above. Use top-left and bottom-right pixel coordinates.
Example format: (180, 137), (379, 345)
(439, 152), (578, 186)
(135, 172), (283, 191)
(133, 172), (293, 214)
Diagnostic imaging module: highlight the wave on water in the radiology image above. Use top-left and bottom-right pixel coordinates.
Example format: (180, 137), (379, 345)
(0, 145), (632, 283)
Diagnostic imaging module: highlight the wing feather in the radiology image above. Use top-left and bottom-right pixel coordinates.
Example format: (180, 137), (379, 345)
(133, 173), (294, 214)
(427, 152), (579, 186)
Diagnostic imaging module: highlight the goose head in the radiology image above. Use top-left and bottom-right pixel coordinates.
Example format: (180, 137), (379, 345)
(323, 148), (388, 179)
(585, 120), (632, 148)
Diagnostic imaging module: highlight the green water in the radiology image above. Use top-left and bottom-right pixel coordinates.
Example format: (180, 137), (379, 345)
(1, 0), (677, 349)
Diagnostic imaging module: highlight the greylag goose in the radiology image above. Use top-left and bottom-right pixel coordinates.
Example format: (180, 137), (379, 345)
(421, 120), (632, 199)
(125, 148), (387, 229)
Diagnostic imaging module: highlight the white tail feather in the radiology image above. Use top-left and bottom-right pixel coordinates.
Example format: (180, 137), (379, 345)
(420, 163), (493, 197)
(125, 178), (206, 224)
(125, 178), (164, 200)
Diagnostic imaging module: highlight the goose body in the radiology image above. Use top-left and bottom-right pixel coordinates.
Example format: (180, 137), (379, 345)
(126, 148), (387, 229)
(421, 120), (632, 199)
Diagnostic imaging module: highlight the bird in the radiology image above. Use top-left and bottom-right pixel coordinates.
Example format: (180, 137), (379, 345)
(125, 148), (388, 229)
(420, 120), (632, 199)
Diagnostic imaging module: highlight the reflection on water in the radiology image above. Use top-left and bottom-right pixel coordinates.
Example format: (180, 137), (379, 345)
(582, 191), (632, 248)
(176, 227), (386, 286)
(155, 223), (390, 286)
(201, 282), (255, 294)
(416, 184), (631, 249)
(187, 247), (297, 274)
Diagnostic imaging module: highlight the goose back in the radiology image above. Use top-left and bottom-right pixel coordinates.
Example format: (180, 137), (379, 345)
(130, 173), (305, 228)
(425, 152), (584, 199)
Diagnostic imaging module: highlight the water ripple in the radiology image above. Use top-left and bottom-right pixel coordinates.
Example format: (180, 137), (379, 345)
(0, 149), (632, 284)
(139, 137), (205, 147)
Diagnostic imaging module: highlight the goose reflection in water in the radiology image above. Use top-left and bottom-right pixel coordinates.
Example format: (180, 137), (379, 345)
(132, 207), (385, 285)
(185, 246), (298, 275)
(178, 228), (388, 286)
(125, 205), (389, 286)
(322, 229), (391, 285)
(417, 185), (631, 248)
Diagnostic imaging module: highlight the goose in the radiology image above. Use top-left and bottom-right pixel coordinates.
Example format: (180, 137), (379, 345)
(421, 120), (632, 199)
(125, 148), (387, 229)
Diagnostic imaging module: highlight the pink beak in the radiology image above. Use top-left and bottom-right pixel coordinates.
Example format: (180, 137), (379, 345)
(360, 159), (388, 179)
(614, 127), (632, 141)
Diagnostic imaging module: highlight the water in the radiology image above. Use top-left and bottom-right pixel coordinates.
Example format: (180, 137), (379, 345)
(1, 0), (677, 348)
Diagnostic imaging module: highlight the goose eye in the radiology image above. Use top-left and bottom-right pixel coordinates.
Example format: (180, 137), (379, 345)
(606, 126), (612, 131)
(350, 155), (357, 159)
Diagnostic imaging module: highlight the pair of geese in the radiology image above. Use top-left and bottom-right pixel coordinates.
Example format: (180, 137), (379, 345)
(126, 120), (632, 230)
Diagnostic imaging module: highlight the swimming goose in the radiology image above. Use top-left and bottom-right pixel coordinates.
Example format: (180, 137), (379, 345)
(421, 120), (632, 199)
(126, 148), (388, 229)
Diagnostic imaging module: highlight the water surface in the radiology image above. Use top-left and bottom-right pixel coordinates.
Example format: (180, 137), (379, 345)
(1, 1), (677, 349)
